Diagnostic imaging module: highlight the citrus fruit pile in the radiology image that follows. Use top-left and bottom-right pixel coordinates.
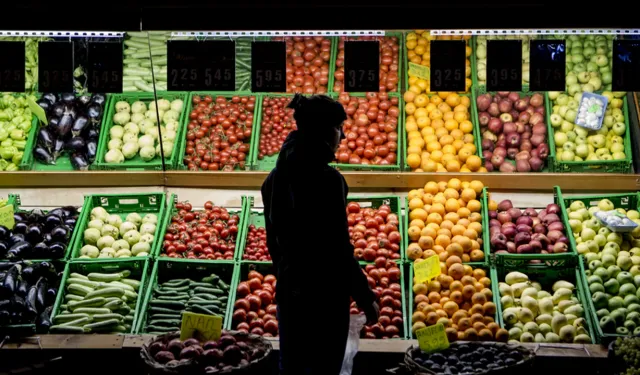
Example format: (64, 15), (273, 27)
(406, 178), (486, 263)
(411, 262), (507, 342)
(404, 92), (483, 172)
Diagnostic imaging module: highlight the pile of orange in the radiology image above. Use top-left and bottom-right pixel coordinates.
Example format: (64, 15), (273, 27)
(406, 178), (485, 263)
(411, 260), (508, 342)
(405, 31), (472, 93)
(405, 92), (485, 172)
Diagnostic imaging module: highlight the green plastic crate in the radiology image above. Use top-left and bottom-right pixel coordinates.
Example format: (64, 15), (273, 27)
(176, 91), (260, 171)
(152, 193), (245, 260)
(331, 32), (404, 94)
(408, 262), (496, 339)
(51, 257), (151, 334)
(249, 93), (294, 172)
(135, 258), (237, 334)
(69, 192), (167, 261)
(472, 86), (556, 172)
(405, 187), (490, 267)
(227, 261), (277, 332)
(93, 91), (188, 171)
(491, 257), (597, 344)
(546, 92), (633, 173)
(483, 186), (578, 265)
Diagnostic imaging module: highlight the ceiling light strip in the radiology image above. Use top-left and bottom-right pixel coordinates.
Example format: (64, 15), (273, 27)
(0, 31), (124, 38)
(171, 30), (386, 37)
(431, 29), (640, 36)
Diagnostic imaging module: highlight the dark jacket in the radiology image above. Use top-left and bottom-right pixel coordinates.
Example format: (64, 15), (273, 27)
(260, 130), (375, 309)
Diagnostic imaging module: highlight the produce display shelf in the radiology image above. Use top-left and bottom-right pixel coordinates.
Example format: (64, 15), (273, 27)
(236, 196), (271, 262)
(135, 257), (236, 334)
(483, 186), (578, 265)
(249, 93), (291, 172)
(546, 92), (633, 174)
(472, 86), (556, 172)
(176, 91), (260, 171)
(93, 92), (189, 171)
(152, 193), (245, 260)
(69, 192), (167, 261)
(407, 262), (497, 339)
(227, 261), (277, 331)
(491, 257), (597, 344)
(51, 257), (151, 334)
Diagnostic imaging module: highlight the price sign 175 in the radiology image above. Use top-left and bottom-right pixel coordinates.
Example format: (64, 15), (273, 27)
(344, 40), (380, 92)
(0, 41), (25, 93)
(613, 40), (640, 92)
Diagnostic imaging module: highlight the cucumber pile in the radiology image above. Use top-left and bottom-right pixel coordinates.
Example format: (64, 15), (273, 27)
(51, 270), (141, 334)
(142, 273), (230, 334)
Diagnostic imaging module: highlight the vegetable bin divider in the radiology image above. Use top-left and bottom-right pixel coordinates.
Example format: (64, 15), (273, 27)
(176, 91), (260, 171)
(93, 91), (188, 171)
(227, 261), (276, 331)
(472, 86), (555, 172)
(134, 257), (236, 334)
(482, 186), (578, 266)
(51, 257), (151, 334)
(69, 192), (167, 261)
(151, 193), (245, 261)
(236, 196), (271, 262)
(546, 92), (633, 173)
(490, 254), (597, 344)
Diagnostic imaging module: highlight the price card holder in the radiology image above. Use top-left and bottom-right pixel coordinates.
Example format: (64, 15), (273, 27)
(0, 204), (15, 230)
(252, 41), (286, 93)
(413, 255), (441, 284)
(180, 312), (222, 342)
(430, 40), (466, 92)
(530, 40), (566, 92)
(613, 40), (640, 92)
(416, 323), (449, 353)
(88, 41), (123, 93)
(486, 40), (522, 92)
(168, 40), (235, 91)
(38, 41), (74, 93)
(0, 41), (25, 93)
(344, 40), (380, 92)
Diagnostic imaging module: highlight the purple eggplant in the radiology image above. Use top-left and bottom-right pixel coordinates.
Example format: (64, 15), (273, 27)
(0, 242), (8, 257)
(0, 226), (9, 241)
(43, 213), (62, 231)
(48, 242), (66, 258)
(60, 93), (75, 103)
(70, 153), (89, 171)
(37, 99), (52, 112)
(34, 146), (55, 165)
(55, 114), (73, 137)
(42, 93), (57, 104)
(32, 242), (48, 258)
(53, 139), (64, 159)
(83, 125), (99, 140)
(7, 241), (32, 259)
(12, 222), (27, 235)
(78, 95), (92, 106)
(63, 217), (77, 227)
(86, 140), (97, 163)
(50, 103), (65, 118)
(36, 128), (54, 152)
(65, 137), (86, 153)
(91, 93), (106, 106)
(25, 224), (43, 244)
(87, 104), (102, 120)
(71, 115), (89, 137)
(50, 226), (69, 242)
(61, 206), (77, 217)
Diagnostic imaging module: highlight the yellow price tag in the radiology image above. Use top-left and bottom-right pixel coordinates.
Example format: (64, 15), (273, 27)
(416, 323), (449, 353)
(28, 97), (48, 125)
(408, 62), (430, 80)
(413, 255), (441, 284)
(180, 312), (222, 342)
(0, 204), (15, 230)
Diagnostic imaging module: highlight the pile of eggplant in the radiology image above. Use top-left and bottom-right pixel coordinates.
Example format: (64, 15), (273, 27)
(35, 93), (106, 170)
(0, 206), (79, 260)
(0, 261), (60, 332)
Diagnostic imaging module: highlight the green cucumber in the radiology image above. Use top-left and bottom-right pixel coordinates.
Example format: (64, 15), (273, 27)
(104, 299), (125, 310)
(149, 319), (182, 327)
(149, 306), (181, 315)
(53, 313), (91, 324)
(64, 294), (84, 302)
(86, 287), (125, 299)
(69, 273), (89, 280)
(146, 325), (178, 333)
(83, 319), (120, 331)
(60, 317), (92, 327)
(67, 278), (99, 288)
(67, 284), (93, 296)
(147, 313), (181, 320)
(194, 286), (224, 295)
(50, 325), (88, 334)
(162, 279), (190, 288)
(120, 279), (141, 291)
(73, 307), (112, 315)
(68, 297), (107, 311)
(87, 271), (130, 282)
(149, 299), (186, 310)
(193, 293), (217, 300)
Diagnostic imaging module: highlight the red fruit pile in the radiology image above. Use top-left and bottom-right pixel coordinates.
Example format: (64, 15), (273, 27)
(351, 259), (403, 339)
(161, 200), (239, 260)
(279, 36), (331, 94)
(347, 202), (401, 261)
(232, 270), (278, 337)
(333, 36), (400, 93)
(257, 96), (297, 160)
(242, 225), (270, 261)
(183, 95), (255, 171)
(335, 92), (400, 166)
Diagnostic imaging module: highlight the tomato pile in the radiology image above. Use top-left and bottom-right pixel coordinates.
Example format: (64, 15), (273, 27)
(242, 224), (270, 261)
(232, 270), (278, 337)
(352, 260), (404, 339)
(333, 36), (400, 93)
(335, 92), (400, 166)
(183, 95), (256, 171)
(347, 202), (401, 261)
(161, 200), (240, 260)
(257, 96), (297, 160)
(278, 36), (331, 94)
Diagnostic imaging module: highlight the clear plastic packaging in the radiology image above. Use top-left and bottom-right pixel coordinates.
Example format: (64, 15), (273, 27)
(594, 210), (638, 232)
(340, 314), (366, 375)
(575, 92), (608, 130)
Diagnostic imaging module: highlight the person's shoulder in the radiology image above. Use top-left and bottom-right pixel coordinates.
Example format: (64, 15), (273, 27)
(321, 165), (346, 185)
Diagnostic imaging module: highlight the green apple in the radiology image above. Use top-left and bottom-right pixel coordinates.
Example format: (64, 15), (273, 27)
(613, 152), (627, 160)
(608, 232), (624, 246)
(598, 199), (615, 211)
(627, 211), (640, 220)
(613, 112), (625, 123)
(561, 120), (575, 132)
(588, 77), (603, 90)
(555, 132), (568, 146)
(568, 83), (582, 96)
(574, 126), (588, 138)
(566, 74), (578, 86)
(548, 91), (561, 100)
(591, 134), (606, 148)
(569, 219), (583, 233)
(602, 71), (613, 84)
(586, 61), (599, 72)
(600, 154), (613, 160)
(556, 94), (570, 105)
(586, 240), (600, 253)
(576, 144), (589, 158)
(611, 135), (624, 144)
(576, 242), (590, 255)
(577, 71), (591, 83)
(631, 247), (640, 256)
(603, 115), (614, 128)
(550, 114), (563, 127)
(596, 55), (609, 67)
(577, 208), (590, 220)
(558, 106), (569, 118)
(582, 227), (597, 241)
(563, 142), (576, 152)
(594, 234), (607, 247)
(596, 148), (610, 157)
(562, 150), (575, 161)
(612, 122), (626, 136)
(582, 83), (595, 93)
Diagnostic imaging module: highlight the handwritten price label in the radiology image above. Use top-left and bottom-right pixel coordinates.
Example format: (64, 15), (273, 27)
(416, 323), (449, 353)
(408, 62), (430, 80)
(0, 204), (15, 229)
(413, 255), (441, 284)
(180, 312), (222, 342)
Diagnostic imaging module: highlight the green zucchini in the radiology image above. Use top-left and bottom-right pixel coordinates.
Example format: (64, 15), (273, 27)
(149, 319), (182, 327)
(146, 325), (178, 333)
(201, 275), (219, 284)
(147, 313), (181, 320)
(50, 325), (87, 334)
(67, 278), (99, 288)
(67, 284), (93, 296)
(64, 294), (84, 302)
(93, 313), (125, 322)
(68, 297), (107, 311)
(73, 307), (112, 315)
(120, 279), (141, 291)
(84, 319), (120, 332)
(87, 271), (130, 282)
(149, 299), (186, 309)
(60, 317), (92, 327)
(104, 299), (125, 310)
(86, 287), (125, 299)
(194, 286), (224, 295)
(69, 273), (89, 280)
(162, 279), (190, 288)
(53, 313), (91, 324)
(149, 306), (181, 315)
(193, 293), (217, 300)
(187, 305), (217, 315)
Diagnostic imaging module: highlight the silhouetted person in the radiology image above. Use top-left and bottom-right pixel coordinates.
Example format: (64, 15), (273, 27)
(261, 94), (379, 375)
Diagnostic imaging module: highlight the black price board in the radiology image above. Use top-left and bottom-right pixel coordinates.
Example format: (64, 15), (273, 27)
(486, 40), (522, 92)
(88, 41), (123, 93)
(344, 40), (380, 92)
(530, 40), (566, 92)
(429, 40), (466, 92)
(167, 40), (235, 91)
(251, 41), (286, 92)
(613, 40), (640, 92)
(38, 42), (74, 93)
(0, 41), (25, 92)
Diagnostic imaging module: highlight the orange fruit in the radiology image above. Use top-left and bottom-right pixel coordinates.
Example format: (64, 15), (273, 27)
(496, 328), (509, 342)
(487, 322), (500, 335)
(446, 243), (464, 259)
(457, 207), (471, 218)
(437, 317), (451, 327)
(483, 302), (497, 316)
(461, 275), (476, 286)
(469, 180), (484, 194)
(449, 290), (463, 305)
(469, 212), (483, 223)
(468, 222), (483, 234)
(422, 249), (437, 259)
(481, 288), (493, 301)
(421, 226), (437, 238)
(412, 321), (427, 334)
(446, 327), (459, 342)
(472, 269), (486, 279)
(467, 199), (481, 213)
(435, 234), (451, 248)
(462, 284), (476, 301)
(412, 282), (428, 295)
(466, 155), (482, 171)
(416, 301), (430, 313)
(440, 220), (454, 231)
(456, 236), (473, 252)
(478, 328), (494, 340)
(418, 236), (435, 250)
(471, 292), (487, 306)
(460, 188), (476, 202)
(451, 310), (468, 325)
(426, 312), (439, 325)
(448, 263), (465, 280)
(428, 291), (442, 304)
(408, 226), (422, 241)
(458, 318), (471, 332)
(437, 228), (452, 238)
(470, 250), (485, 262)
(469, 304), (484, 316)
(412, 311), (426, 323)
(415, 294), (429, 305)
(450, 280), (463, 292)
(410, 219), (426, 229)
(463, 229), (478, 241)
(445, 255), (462, 268)
(424, 181), (439, 195)
(410, 208), (428, 221)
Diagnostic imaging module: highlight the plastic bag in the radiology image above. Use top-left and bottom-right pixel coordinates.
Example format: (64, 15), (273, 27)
(595, 210), (638, 232)
(340, 314), (366, 375)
